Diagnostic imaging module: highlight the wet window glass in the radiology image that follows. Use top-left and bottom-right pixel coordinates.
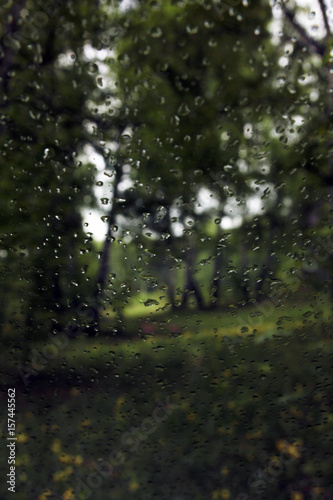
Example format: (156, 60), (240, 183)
(1, 0), (332, 499)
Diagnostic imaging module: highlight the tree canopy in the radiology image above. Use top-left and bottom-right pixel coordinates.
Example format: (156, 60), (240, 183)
(0, 0), (332, 338)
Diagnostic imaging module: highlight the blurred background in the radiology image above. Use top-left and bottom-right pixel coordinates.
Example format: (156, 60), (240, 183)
(0, 0), (333, 499)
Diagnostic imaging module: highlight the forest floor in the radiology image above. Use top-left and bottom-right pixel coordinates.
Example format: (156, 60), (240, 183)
(0, 296), (332, 499)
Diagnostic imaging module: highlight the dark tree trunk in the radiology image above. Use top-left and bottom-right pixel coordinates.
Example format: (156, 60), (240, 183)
(86, 164), (123, 336)
(238, 240), (250, 304)
(327, 55), (333, 298)
(163, 206), (177, 309)
(180, 247), (205, 310)
(209, 219), (225, 309)
(210, 250), (223, 309)
(165, 267), (176, 309)
(255, 220), (277, 302)
(96, 166), (122, 293)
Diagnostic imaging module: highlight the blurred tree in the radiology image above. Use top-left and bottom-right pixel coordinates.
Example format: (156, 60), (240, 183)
(104, 0), (333, 309)
(0, 0), (108, 339)
(275, 0), (333, 296)
(2, 0), (332, 345)
(109, 0), (292, 308)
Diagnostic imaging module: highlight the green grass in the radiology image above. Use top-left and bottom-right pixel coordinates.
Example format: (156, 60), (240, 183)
(1, 300), (332, 499)
(103, 290), (332, 342)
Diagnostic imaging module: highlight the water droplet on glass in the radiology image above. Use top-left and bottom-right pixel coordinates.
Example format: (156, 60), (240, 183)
(186, 25), (198, 35)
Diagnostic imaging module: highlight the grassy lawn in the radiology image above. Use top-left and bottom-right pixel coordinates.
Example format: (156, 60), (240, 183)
(1, 299), (332, 499)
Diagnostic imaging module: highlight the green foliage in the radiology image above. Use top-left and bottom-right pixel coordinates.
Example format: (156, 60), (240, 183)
(0, 1), (108, 336)
(1, 0), (332, 334)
